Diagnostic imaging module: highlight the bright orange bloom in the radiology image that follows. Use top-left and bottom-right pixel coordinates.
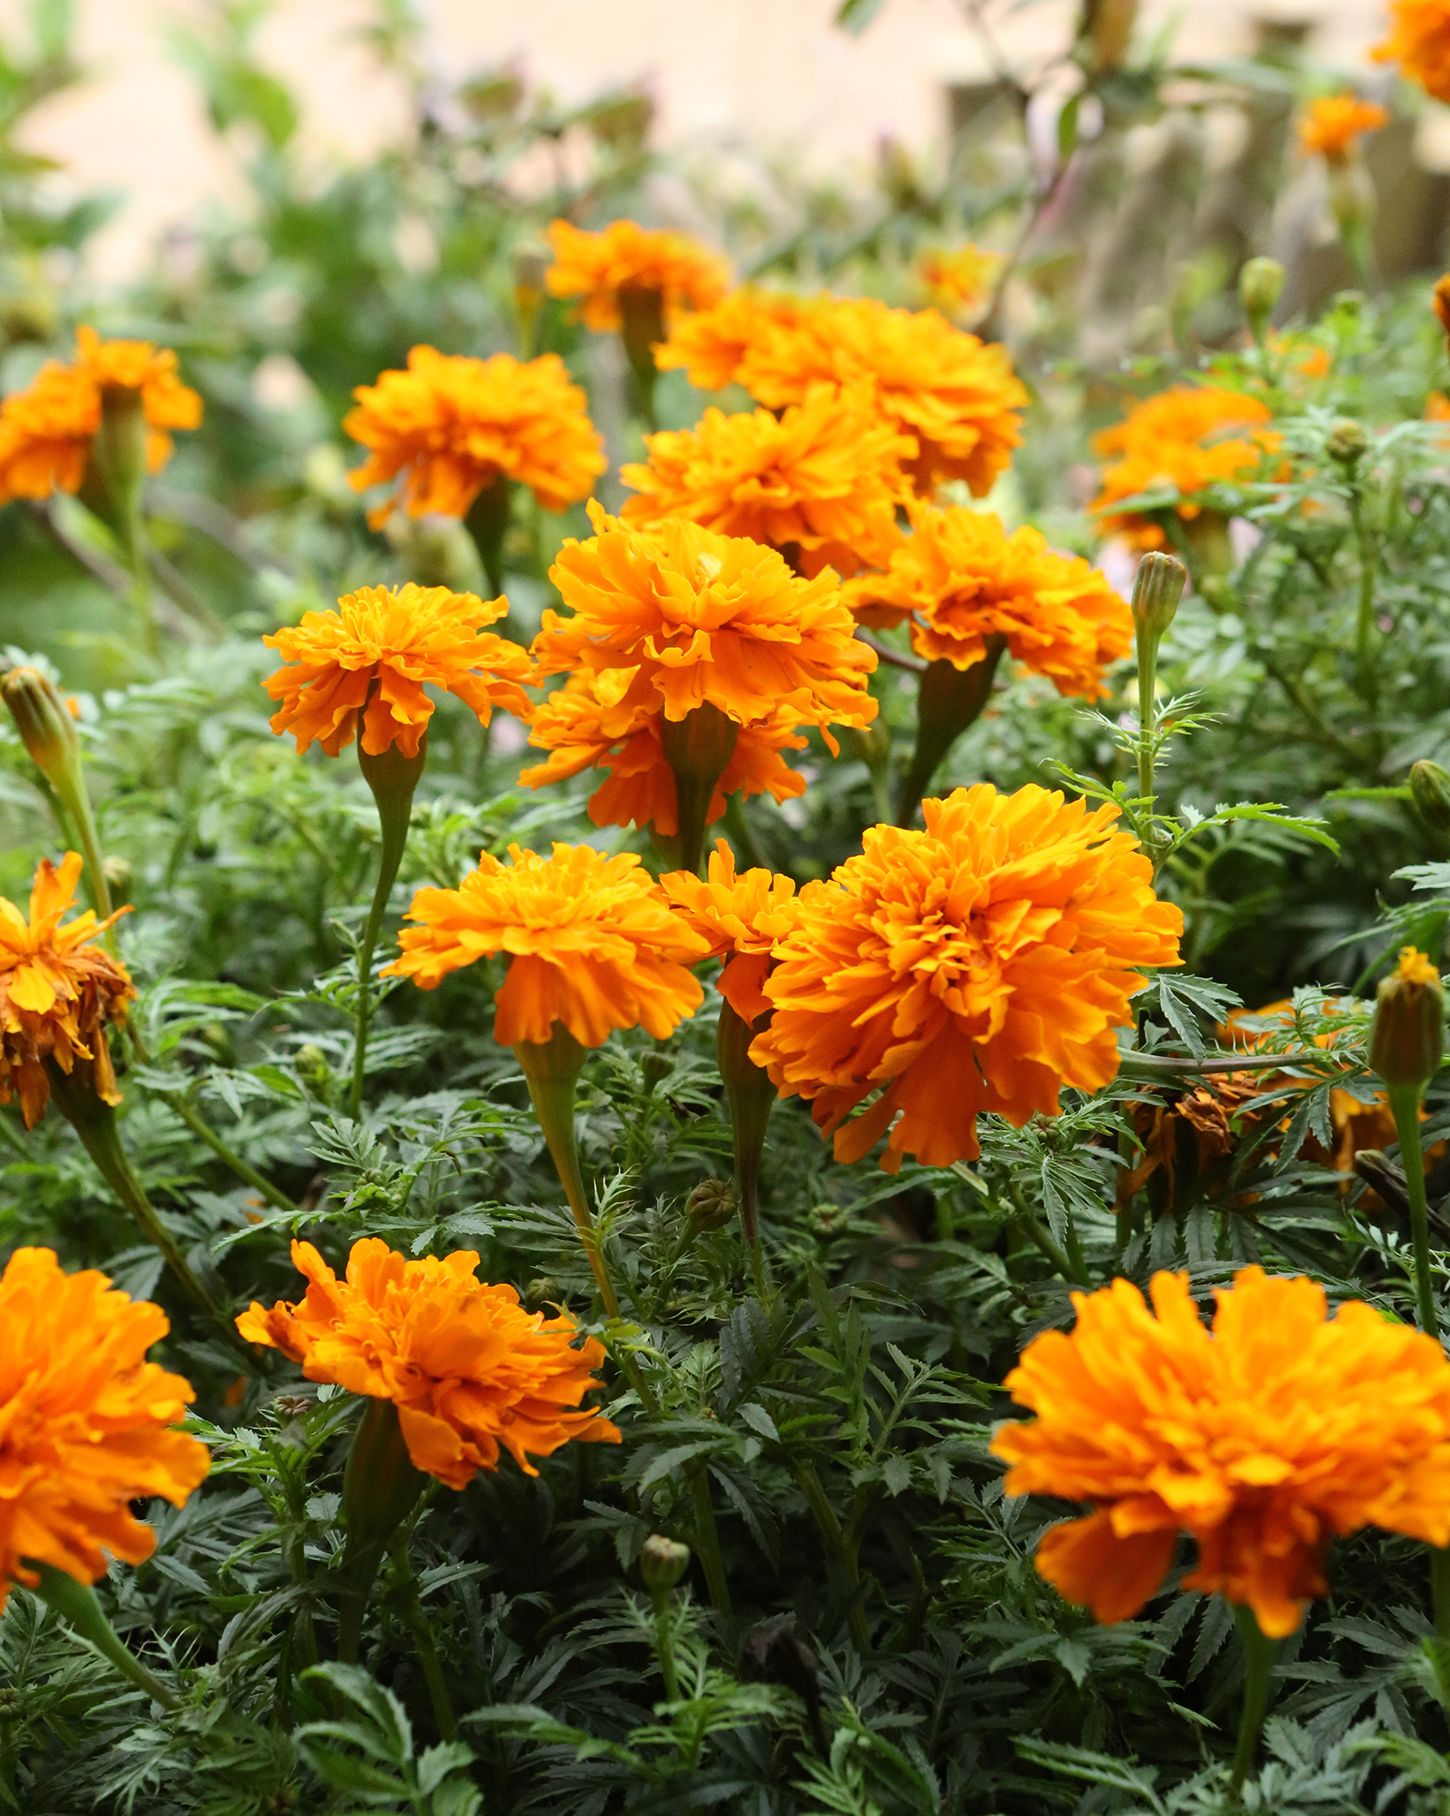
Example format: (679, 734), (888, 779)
(0, 1246), (208, 1610)
(658, 293), (1026, 496)
(344, 346), (605, 528)
(383, 842), (709, 1048)
(1434, 275), (1450, 341)
(662, 841), (800, 1023)
(654, 287), (809, 392)
(0, 325), (201, 505)
(237, 1237), (619, 1488)
(1298, 93), (1389, 159)
(545, 218), (730, 332)
(532, 504), (877, 749)
(846, 504), (1132, 701)
(751, 784), (1182, 1173)
(1375, 0), (1450, 102)
(262, 583), (532, 758)
(992, 1266), (1450, 1637)
(0, 853), (133, 1128)
(620, 384), (914, 577)
(1091, 384), (1279, 549)
(520, 669), (809, 838)
(919, 244), (1003, 318)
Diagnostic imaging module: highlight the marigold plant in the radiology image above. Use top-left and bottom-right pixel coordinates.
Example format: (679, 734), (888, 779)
(545, 218), (730, 332)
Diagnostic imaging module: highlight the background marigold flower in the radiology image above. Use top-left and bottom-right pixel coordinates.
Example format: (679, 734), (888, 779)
(0, 1245), (208, 1609)
(263, 582), (532, 758)
(343, 345), (605, 528)
(1297, 93), (1389, 159)
(1375, 0), (1450, 101)
(919, 243), (1003, 317)
(237, 1237), (620, 1487)
(0, 326), (201, 505)
(751, 784), (1183, 1172)
(992, 1266), (1450, 1637)
(846, 503), (1132, 701)
(545, 218), (730, 333)
(619, 384), (914, 577)
(383, 841), (709, 1048)
(0, 852), (133, 1128)
(662, 840), (799, 1023)
(654, 287), (809, 392)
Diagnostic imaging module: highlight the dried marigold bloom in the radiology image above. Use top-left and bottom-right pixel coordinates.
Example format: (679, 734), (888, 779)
(620, 385), (914, 578)
(992, 1266), (1450, 1637)
(545, 218), (730, 333)
(846, 503), (1132, 702)
(1375, 0), (1450, 102)
(1298, 93), (1390, 159)
(382, 841), (709, 1048)
(751, 784), (1183, 1173)
(0, 1246), (208, 1609)
(0, 852), (133, 1128)
(918, 244), (1003, 318)
(662, 840), (799, 1023)
(344, 345), (605, 528)
(262, 583), (532, 759)
(520, 669), (809, 838)
(0, 326), (201, 505)
(237, 1237), (620, 1487)
(1090, 384), (1279, 549)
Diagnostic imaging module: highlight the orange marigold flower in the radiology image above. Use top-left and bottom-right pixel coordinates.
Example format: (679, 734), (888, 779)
(1297, 93), (1389, 159)
(343, 345), (605, 528)
(237, 1237), (620, 1488)
(545, 218), (730, 333)
(532, 503), (877, 747)
(751, 784), (1183, 1173)
(919, 243), (1003, 317)
(653, 287), (809, 392)
(262, 583), (532, 758)
(382, 841), (709, 1048)
(0, 1245), (208, 1610)
(1434, 274), (1450, 341)
(661, 840), (799, 1023)
(520, 669), (809, 838)
(1090, 384), (1279, 549)
(992, 1266), (1450, 1637)
(1375, 0), (1450, 102)
(0, 325), (201, 505)
(619, 384), (914, 578)
(0, 852), (133, 1128)
(845, 503), (1132, 702)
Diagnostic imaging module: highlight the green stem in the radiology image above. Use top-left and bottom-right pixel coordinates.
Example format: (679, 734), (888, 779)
(351, 739), (424, 1120)
(716, 1002), (776, 1304)
(29, 1563), (175, 1707)
(1389, 1082), (1439, 1342)
(1227, 1605), (1278, 1799)
(795, 1460), (868, 1650)
(159, 1087), (298, 1212)
(464, 478), (511, 603)
(895, 642), (1005, 826)
(662, 703), (739, 878)
(1432, 1545), (1450, 1649)
(394, 1542), (458, 1739)
(1136, 620), (1159, 834)
(1009, 1185), (1089, 1286)
(688, 1464), (733, 1617)
(648, 1588), (682, 1702)
(336, 1400), (426, 1665)
(1351, 496), (1379, 711)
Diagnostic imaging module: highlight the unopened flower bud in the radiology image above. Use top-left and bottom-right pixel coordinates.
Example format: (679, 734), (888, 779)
(1434, 275), (1450, 346)
(90, 384), (149, 534)
(1411, 761), (1450, 835)
(640, 1534), (690, 1593)
(1369, 948), (1445, 1095)
(102, 855), (133, 907)
(524, 1276), (560, 1308)
(1130, 552), (1187, 642)
(294, 1042), (333, 1101)
(685, 1177), (736, 1234)
(2, 664), (80, 780)
(1239, 257), (1285, 336)
(1326, 417), (1368, 467)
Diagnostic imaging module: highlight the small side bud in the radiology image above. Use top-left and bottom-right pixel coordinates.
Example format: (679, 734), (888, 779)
(1369, 948), (1445, 1096)
(1239, 257), (1285, 337)
(1411, 760), (1450, 836)
(102, 855), (133, 908)
(684, 1177), (737, 1234)
(1130, 552), (1188, 642)
(1326, 417), (1368, 467)
(640, 1534), (691, 1594)
(2, 664), (80, 781)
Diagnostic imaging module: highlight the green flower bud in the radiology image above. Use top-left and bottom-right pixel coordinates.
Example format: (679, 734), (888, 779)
(2, 664), (80, 781)
(640, 1534), (691, 1593)
(1369, 948), (1445, 1095)
(1411, 761), (1450, 835)
(1239, 256), (1285, 334)
(102, 855), (133, 908)
(1130, 552), (1188, 641)
(685, 1177), (737, 1233)
(1326, 417), (1369, 467)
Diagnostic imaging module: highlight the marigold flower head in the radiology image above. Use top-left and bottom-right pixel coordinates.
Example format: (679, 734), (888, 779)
(532, 503), (877, 748)
(620, 384), (914, 578)
(237, 1237), (620, 1488)
(382, 841), (708, 1048)
(1090, 384), (1279, 549)
(992, 1265), (1450, 1637)
(919, 244), (1003, 317)
(263, 583), (532, 759)
(1375, 0), (1450, 102)
(545, 218), (730, 333)
(653, 287), (809, 392)
(0, 326), (201, 505)
(751, 784), (1182, 1172)
(344, 345), (605, 528)
(1297, 93), (1389, 159)
(846, 504), (1132, 701)
(520, 669), (809, 838)
(0, 1246), (208, 1610)
(0, 852), (133, 1128)
(662, 841), (800, 1023)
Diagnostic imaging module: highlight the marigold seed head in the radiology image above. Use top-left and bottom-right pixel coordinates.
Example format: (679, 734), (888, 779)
(1370, 947), (1445, 1094)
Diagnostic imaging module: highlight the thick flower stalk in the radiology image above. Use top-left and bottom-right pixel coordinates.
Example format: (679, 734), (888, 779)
(751, 784), (1183, 1173)
(1369, 947), (1446, 1340)
(1374, 0), (1450, 102)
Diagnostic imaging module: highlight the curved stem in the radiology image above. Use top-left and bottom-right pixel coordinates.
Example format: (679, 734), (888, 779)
(393, 1541), (458, 1739)
(795, 1460), (868, 1650)
(350, 741), (423, 1121)
(29, 1564), (176, 1708)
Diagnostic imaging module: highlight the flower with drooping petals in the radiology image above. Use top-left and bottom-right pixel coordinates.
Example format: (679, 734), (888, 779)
(0, 326), (202, 505)
(1375, 0), (1450, 102)
(751, 784), (1183, 1172)
(0, 1246), (208, 1610)
(0, 853), (133, 1128)
(846, 503), (1132, 701)
(992, 1266), (1450, 1637)
(237, 1237), (619, 1487)
(262, 583), (532, 758)
(662, 841), (799, 1023)
(545, 218), (730, 333)
(919, 244), (1003, 318)
(344, 346), (605, 528)
(620, 385), (914, 578)
(383, 842), (709, 1048)
(1298, 93), (1389, 160)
